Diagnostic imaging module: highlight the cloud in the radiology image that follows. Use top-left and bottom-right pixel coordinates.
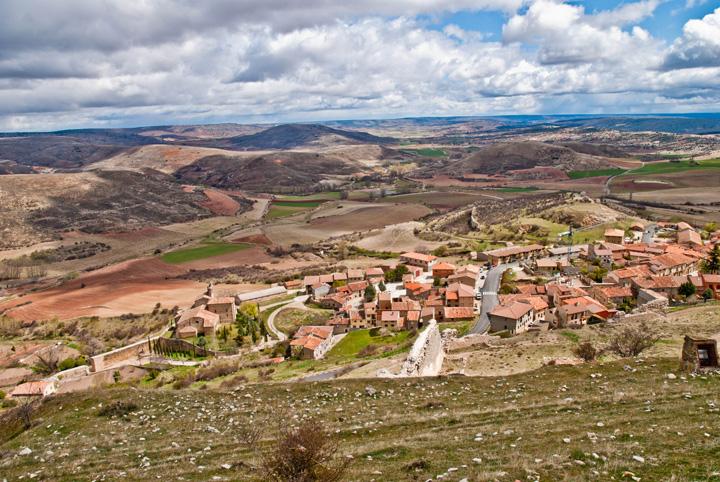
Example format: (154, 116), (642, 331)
(1, 0), (720, 130)
(663, 7), (720, 69)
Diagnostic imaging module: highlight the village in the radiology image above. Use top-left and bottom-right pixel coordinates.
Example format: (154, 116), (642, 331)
(168, 219), (720, 361)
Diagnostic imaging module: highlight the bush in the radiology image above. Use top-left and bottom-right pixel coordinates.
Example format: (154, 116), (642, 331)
(574, 342), (599, 362)
(608, 323), (659, 357)
(262, 419), (351, 482)
(97, 401), (138, 418)
(195, 361), (238, 381)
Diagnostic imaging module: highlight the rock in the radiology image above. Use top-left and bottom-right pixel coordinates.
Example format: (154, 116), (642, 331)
(18, 447), (32, 456)
(563, 438), (571, 444)
(666, 373), (677, 380)
(472, 458), (482, 464)
(632, 455), (645, 463)
(365, 386), (377, 397)
(221, 464), (232, 470)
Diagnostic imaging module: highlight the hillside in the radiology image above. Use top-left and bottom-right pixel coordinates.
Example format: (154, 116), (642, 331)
(1, 358), (718, 481)
(0, 170), (216, 249)
(216, 124), (396, 150)
(174, 151), (361, 192)
(453, 141), (615, 174)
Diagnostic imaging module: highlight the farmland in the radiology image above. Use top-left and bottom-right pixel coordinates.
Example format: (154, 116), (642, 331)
(568, 168), (626, 179)
(161, 241), (253, 264)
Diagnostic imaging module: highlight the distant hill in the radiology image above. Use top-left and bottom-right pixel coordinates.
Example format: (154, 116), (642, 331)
(453, 141), (615, 174)
(174, 151), (361, 192)
(0, 169), (216, 249)
(217, 124), (396, 150)
(556, 142), (627, 158)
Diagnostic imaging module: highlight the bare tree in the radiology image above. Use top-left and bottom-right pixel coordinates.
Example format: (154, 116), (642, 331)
(33, 350), (59, 375)
(608, 323), (659, 357)
(262, 418), (351, 482)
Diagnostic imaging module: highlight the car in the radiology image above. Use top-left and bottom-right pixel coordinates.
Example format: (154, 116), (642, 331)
(475, 293), (482, 300)
(480, 275), (486, 280)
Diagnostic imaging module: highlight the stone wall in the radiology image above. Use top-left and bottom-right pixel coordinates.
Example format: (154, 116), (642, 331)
(379, 319), (445, 377)
(90, 337), (155, 372)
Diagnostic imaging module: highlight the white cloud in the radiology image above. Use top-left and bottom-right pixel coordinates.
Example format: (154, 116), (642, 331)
(663, 7), (720, 69)
(1, 0), (720, 130)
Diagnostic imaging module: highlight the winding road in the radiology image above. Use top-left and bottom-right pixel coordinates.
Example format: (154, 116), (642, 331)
(470, 264), (507, 334)
(263, 295), (309, 342)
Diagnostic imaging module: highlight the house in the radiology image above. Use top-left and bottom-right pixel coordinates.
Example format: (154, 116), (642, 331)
(534, 257), (568, 274)
(11, 380), (58, 399)
(605, 264), (653, 286)
(400, 252), (438, 270)
(482, 244), (545, 266)
(631, 276), (684, 298)
(556, 296), (610, 327)
(311, 283), (331, 299)
(290, 326), (334, 360)
(604, 228), (625, 245)
(283, 279), (303, 290)
(702, 274), (720, 299)
(379, 310), (401, 330)
(488, 301), (534, 334)
(347, 269), (365, 282)
(499, 294), (549, 323)
(592, 284), (634, 307)
(432, 262), (456, 279)
(678, 228), (703, 247)
(441, 306), (476, 323)
(328, 316), (352, 334)
(365, 267), (385, 283)
(649, 252), (696, 276)
(445, 283), (475, 307)
(630, 222), (645, 232)
(588, 244), (613, 267)
(206, 297), (237, 323)
(176, 306), (220, 338)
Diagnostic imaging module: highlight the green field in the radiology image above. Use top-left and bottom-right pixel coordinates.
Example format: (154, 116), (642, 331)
(401, 148), (447, 158)
(624, 158), (720, 175)
(161, 242), (252, 264)
(327, 328), (413, 360)
(270, 200), (324, 208)
(265, 205), (311, 219)
(276, 192), (341, 201)
(568, 168), (627, 179)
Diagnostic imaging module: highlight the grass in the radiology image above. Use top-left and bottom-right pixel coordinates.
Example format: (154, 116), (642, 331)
(265, 205), (311, 219)
(4, 358), (720, 481)
(276, 192), (341, 201)
(327, 328), (413, 360)
(401, 148), (447, 158)
(568, 168), (627, 179)
(274, 307), (332, 336)
(270, 200), (325, 208)
(161, 241), (252, 264)
(623, 158), (720, 175)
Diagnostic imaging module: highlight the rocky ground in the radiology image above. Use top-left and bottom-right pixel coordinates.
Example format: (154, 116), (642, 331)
(1, 357), (719, 481)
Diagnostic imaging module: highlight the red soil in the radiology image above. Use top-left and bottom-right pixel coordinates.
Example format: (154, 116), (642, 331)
(101, 226), (166, 241)
(198, 189), (241, 216)
(232, 233), (273, 245)
(0, 258), (200, 322)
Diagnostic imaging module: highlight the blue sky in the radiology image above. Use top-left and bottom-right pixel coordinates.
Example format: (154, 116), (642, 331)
(1, 0), (719, 130)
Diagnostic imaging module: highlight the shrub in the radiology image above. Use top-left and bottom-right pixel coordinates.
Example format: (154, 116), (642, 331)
(97, 401), (138, 418)
(574, 342), (599, 362)
(195, 361), (238, 381)
(172, 375), (195, 390)
(262, 419), (351, 482)
(608, 323), (659, 357)
(358, 344), (379, 357)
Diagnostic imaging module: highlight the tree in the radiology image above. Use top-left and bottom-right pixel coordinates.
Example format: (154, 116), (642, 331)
(702, 288), (714, 302)
(363, 284), (376, 302)
(196, 336), (207, 348)
(701, 244), (720, 274)
(679, 280), (696, 298)
(432, 245), (448, 257)
(378, 281), (386, 292)
(433, 276), (442, 287)
(608, 323), (659, 357)
(574, 342), (599, 362)
(339, 190), (349, 200)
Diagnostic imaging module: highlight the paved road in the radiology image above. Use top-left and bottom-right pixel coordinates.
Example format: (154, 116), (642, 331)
(642, 223), (656, 244)
(470, 264), (506, 334)
(263, 295), (309, 343)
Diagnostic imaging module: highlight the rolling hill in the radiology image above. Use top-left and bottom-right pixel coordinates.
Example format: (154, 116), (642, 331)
(452, 141), (618, 175)
(214, 123), (396, 150)
(174, 151), (361, 192)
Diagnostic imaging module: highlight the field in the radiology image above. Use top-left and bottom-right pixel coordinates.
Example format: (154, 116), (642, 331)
(274, 307), (332, 336)
(3, 356), (720, 481)
(355, 221), (446, 252)
(263, 203), (432, 246)
(625, 158), (720, 175)
(401, 147), (447, 157)
(327, 328), (414, 360)
(161, 242), (253, 264)
(568, 168), (626, 179)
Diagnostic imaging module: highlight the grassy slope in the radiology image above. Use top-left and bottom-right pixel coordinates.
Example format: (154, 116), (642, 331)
(627, 158), (720, 175)
(568, 168), (627, 179)
(160, 241), (252, 264)
(2, 359), (719, 481)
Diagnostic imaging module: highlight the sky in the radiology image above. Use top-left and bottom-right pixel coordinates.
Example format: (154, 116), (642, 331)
(1, 0), (719, 131)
